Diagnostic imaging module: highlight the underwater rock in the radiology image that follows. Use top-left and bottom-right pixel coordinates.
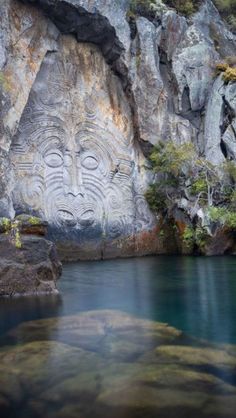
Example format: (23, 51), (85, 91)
(1, 310), (236, 418)
(7, 309), (183, 353)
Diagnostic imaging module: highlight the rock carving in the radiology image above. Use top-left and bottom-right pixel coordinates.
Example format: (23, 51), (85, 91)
(10, 38), (153, 247)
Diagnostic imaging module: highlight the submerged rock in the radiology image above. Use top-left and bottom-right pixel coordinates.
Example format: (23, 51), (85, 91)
(1, 310), (236, 418)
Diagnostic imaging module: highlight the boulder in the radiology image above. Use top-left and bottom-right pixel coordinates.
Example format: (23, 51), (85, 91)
(0, 216), (62, 296)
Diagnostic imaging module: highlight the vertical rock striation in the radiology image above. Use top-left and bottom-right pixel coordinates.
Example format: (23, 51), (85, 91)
(1, 0), (236, 258)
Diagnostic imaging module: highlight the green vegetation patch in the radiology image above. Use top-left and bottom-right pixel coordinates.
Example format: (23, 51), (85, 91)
(163, 0), (201, 16)
(213, 0), (236, 32)
(144, 140), (236, 253)
(128, 0), (158, 19)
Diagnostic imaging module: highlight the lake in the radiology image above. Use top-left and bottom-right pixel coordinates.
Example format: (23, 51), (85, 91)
(0, 256), (236, 418)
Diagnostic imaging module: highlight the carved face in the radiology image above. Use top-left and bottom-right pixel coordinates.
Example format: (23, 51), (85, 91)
(10, 44), (138, 238)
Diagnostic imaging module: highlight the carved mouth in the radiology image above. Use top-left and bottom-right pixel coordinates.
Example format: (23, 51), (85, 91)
(57, 209), (77, 226)
(78, 210), (95, 227)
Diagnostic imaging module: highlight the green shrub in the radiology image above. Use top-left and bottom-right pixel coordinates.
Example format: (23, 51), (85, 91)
(195, 226), (209, 251)
(145, 184), (167, 212)
(226, 14), (236, 32)
(190, 177), (208, 195)
(208, 206), (236, 229)
(128, 0), (157, 18)
(182, 225), (195, 247)
(213, 0), (236, 32)
(163, 0), (200, 16)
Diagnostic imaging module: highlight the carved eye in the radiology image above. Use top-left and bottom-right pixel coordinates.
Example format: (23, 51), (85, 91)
(82, 156), (99, 170)
(44, 152), (63, 168)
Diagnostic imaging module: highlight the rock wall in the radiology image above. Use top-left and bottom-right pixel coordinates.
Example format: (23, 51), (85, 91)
(1, 0), (236, 259)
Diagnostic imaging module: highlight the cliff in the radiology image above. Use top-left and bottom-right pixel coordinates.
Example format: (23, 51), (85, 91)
(1, 0), (236, 259)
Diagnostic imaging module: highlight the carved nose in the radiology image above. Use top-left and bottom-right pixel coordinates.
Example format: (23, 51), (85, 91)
(66, 171), (84, 197)
(67, 186), (84, 198)
(64, 153), (84, 197)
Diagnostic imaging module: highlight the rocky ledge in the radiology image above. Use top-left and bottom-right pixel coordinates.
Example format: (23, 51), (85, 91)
(0, 215), (62, 297)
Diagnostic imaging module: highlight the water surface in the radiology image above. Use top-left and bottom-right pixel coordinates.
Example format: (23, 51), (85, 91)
(1, 255), (236, 343)
(1, 255), (236, 418)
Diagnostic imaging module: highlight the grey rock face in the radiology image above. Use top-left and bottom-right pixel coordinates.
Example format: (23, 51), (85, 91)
(131, 17), (165, 145)
(8, 37), (156, 259)
(21, 0), (131, 68)
(204, 76), (225, 164)
(0, 234), (62, 296)
(204, 77), (236, 164)
(1, 0), (236, 258)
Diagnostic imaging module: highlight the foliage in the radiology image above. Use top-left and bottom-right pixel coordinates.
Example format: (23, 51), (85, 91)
(182, 225), (195, 248)
(149, 140), (195, 177)
(208, 206), (236, 229)
(0, 217), (11, 231)
(195, 226), (209, 251)
(0, 218), (22, 249)
(147, 140), (226, 216)
(163, 0), (200, 16)
(145, 140), (236, 253)
(128, 0), (157, 18)
(145, 184), (167, 212)
(213, 0), (236, 32)
(190, 177), (208, 195)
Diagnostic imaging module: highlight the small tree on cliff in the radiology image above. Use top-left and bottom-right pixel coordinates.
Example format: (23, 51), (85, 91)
(145, 140), (236, 219)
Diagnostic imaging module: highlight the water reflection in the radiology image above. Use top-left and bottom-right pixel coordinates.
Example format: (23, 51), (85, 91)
(1, 256), (236, 417)
(0, 293), (63, 339)
(57, 256), (236, 344)
(1, 256), (236, 344)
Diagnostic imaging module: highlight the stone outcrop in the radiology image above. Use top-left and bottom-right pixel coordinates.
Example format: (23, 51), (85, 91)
(1, 0), (236, 258)
(0, 216), (62, 296)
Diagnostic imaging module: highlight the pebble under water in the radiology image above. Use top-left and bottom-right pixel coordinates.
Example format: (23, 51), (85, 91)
(1, 255), (236, 418)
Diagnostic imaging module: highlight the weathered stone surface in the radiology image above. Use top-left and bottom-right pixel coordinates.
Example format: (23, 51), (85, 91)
(0, 0), (59, 217)
(205, 76), (236, 164)
(1, 0), (236, 258)
(130, 17), (165, 145)
(20, 0), (131, 68)
(0, 234), (62, 296)
(204, 75), (225, 164)
(15, 214), (48, 235)
(8, 36), (156, 260)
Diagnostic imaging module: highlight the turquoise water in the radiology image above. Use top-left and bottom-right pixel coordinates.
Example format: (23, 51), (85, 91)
(1, 256), (236, 343)
(1, 256), (236, 418)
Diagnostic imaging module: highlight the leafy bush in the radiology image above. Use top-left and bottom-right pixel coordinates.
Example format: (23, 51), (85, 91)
(190, 177), (208, 195)
(145, 184), (167, 212)
(182, 225), (195, 247)
(128, 0), (157, 18)
(195, 226), (209, 251)
(163, 0), (201, 16)
(213, 0), (236, 32)
(208, 206), (236, 229)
